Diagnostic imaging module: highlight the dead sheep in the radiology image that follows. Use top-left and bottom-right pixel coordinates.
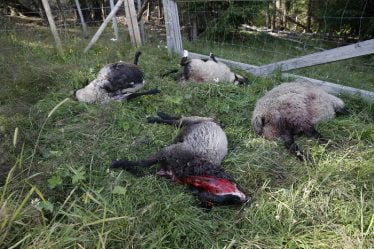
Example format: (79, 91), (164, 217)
(74, 51), (160, 104)
(111, 112), (248, 207)
(251, 82), (347, 160)
(162, 50), (249, 85)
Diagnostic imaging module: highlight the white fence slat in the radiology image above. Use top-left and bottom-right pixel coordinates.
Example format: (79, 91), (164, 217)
(74, 0), (88, 39)
(84, 0), (124, 53)
(41, 0), (63, 52)
(109, 0), (120, 40)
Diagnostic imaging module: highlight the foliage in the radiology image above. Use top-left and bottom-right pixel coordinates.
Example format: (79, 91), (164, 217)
(311, 0), (374, 39)
(178, 0), (374, 41)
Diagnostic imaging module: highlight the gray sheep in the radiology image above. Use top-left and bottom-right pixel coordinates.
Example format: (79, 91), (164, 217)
(251, 82), (346, 160)
(111, 112), (247, 207)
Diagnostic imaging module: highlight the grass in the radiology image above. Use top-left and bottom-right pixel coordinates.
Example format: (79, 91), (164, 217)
(0, 21), (373, 249)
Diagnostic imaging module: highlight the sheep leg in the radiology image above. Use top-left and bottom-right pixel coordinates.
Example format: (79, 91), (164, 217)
(160, 68), (179, 78)
(180, 56), (190, 66)
(125, 88), (161, 101)
(157, 111), (180, 120)
(209, 53), (218, 63)
(110, 157), (159, 177)
(147, 112), (184, 126)
(306, 127), (344, 149)
(304, 127), (329, 144)
(147, 116), (175, 125)
(280, 133), (306, 161)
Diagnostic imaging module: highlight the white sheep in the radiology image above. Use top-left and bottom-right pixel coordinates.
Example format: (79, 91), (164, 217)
(162, 50), (249, 85)
(74, 51), (160, 104)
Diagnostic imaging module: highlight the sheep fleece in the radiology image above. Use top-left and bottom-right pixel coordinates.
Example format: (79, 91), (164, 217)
(184, 60), (236, 83)
(251, 82), (345, 140)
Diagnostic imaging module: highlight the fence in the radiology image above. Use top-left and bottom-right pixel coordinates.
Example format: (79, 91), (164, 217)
(1, 0), (374, 102)
(166, 0), (374, 102)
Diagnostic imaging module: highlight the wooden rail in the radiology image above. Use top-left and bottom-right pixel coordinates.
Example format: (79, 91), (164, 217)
(253, 39), (374, 76)
(188, 52), (374, 103)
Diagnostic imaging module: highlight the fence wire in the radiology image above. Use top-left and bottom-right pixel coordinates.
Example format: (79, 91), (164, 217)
(0, 0), (373, 91)
(177, 0), (374, 91)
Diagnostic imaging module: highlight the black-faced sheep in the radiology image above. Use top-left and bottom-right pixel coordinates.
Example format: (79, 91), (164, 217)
(74, 51), (160, 104)
(251, 82), (347, 160)
(163, 50), (249, 85)
(111, 112), (248, 207)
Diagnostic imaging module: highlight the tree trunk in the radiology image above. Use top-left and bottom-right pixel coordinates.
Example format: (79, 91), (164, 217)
(281, 0), (287, 29)
(276, 0), (281, 28)
(146, 2), (150, 22)
(158, 0), (162, 18)
(306, 0), (312, 32)
(137, 0), (150, 21)
(189, 16), (197, 41)
(271, 0), (276, 30)
(266, 1), (271, 29)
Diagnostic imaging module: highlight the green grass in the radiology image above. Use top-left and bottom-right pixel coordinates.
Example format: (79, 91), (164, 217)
(0, 22), (373, 249)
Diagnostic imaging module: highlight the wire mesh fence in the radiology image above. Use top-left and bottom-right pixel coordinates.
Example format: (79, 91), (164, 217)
(1, 0), (373, 91)
(177, 0), (374, 91)
(0, 0), (167, 52)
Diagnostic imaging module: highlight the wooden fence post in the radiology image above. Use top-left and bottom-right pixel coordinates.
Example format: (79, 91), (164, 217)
(40, 0), (63, 52)
(74, 0), (88, 39)
(124, 0), (142, 47)
(109, 0), (120, 40)
(84, 0), (125, 53)
(162, 0), (183, 55)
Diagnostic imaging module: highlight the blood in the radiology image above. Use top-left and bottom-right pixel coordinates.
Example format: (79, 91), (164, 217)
(156, 170), (247, 205)
(179, 176), (241, 196)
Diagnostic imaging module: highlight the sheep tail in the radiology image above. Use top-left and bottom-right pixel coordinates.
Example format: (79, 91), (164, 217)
(133, 51), (142, 65)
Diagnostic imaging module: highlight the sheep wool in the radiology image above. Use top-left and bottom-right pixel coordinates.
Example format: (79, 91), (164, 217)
(111, 112), (247, 206)
(179, 50), (248, 85)
(74, 62), (145, 104)
(112, 114), (228, 177)
(252, 82), (345, 140)
(182, 59), (237, 84)
(74, 51), (160, 104)
(251, 82), (346, 160)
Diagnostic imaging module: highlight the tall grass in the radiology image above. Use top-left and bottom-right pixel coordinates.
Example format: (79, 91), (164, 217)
(0, 23), (373, 248)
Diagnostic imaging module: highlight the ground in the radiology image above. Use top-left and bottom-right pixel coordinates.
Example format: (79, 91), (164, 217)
(0, 21), (373, 249)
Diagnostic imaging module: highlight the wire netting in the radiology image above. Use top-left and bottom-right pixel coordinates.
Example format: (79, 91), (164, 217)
(177, 0), (374, 91)
(1, 0), (373, 91)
